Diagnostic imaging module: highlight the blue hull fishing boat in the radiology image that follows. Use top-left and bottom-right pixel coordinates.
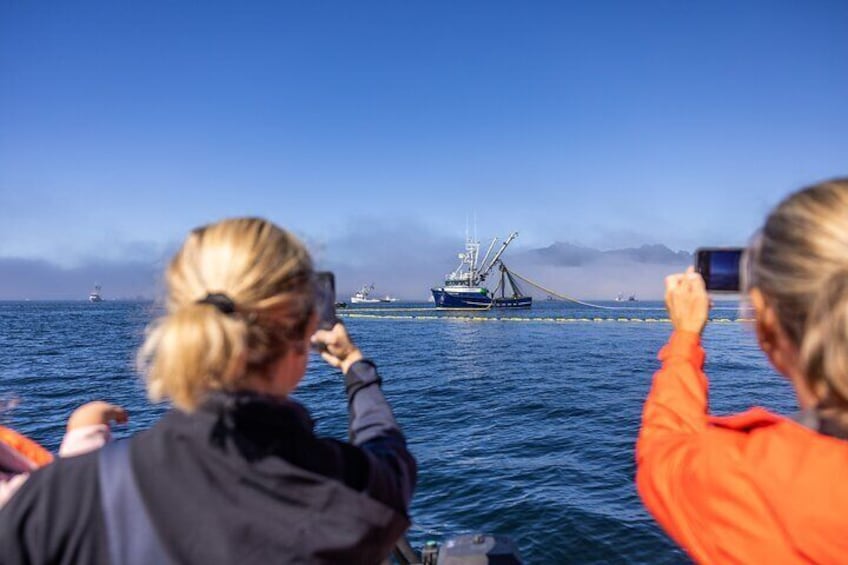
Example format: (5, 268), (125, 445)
(431, 231), (532, 309)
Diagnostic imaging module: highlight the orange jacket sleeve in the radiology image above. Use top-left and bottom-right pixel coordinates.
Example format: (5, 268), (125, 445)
(0, 425), (53, 468)
(636, 331), (790, 563)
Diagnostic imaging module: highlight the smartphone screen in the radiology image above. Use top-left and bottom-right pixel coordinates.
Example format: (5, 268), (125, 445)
(314, 271), (338, 330)
(695, 248), (744, 292)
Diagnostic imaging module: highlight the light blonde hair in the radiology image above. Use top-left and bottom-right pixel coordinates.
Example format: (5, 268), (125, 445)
(138, 218), (314, 411)
(746, 178), (848, 412)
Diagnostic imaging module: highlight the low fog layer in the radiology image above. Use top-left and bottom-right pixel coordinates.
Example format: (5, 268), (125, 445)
(0, 222), (692, 301)
(0, 257), (164, 301)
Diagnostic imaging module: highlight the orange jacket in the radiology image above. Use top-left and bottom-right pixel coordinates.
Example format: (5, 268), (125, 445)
(0, 425), (53, 469)
(636, 331), (848, 564)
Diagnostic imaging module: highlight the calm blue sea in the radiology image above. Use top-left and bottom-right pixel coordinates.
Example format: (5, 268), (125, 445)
(0, 301), (797, 563)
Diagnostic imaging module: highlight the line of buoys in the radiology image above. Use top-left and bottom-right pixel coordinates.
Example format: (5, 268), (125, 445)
(339, 307), (439, 313)
(337, 313), (755, 324)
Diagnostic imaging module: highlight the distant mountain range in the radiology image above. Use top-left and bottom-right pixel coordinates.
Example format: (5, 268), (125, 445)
(518, 242), (692, 267)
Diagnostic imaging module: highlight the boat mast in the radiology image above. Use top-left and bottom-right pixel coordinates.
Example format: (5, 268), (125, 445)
(478, 237), (499, 276)
(470, 238), (479, 286)
(500, 264), (506, 298)
(479, 232), (519, 282)
(465, 216), (474, 286)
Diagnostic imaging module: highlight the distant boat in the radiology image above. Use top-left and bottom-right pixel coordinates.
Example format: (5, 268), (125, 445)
(88, 284), (103, 303)
(350, 284), (381, 304)
(615, 293), (637, 302)
(431, 231), (532, 309)
(379, 295), (400, 303)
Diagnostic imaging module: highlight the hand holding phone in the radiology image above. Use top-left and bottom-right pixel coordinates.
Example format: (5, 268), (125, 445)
(311, 323), (364, 374)
(665, 267), (710, 335)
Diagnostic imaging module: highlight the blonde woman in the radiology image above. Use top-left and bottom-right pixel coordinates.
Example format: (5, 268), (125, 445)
(0, 218), (416, 564)
(637, 179), (848, 562)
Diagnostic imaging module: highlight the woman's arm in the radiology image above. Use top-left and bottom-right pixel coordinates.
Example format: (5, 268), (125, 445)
(59, 401), (128, 457)
(635, 329), (713, 555)
(312, 323), (417, 514)
(635, 270), (782, 562)
(639, 268), (711, 450)
(343, 359), (416, 511)
(637, 269), (716, 555)
(637, 330), (708, 451)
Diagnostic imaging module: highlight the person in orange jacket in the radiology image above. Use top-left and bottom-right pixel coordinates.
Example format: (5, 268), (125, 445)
(637, 178), (848, 564)
(0, 401), (127, 507)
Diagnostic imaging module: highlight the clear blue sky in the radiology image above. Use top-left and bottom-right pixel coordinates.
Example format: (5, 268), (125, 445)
(1, 1), (847, 296)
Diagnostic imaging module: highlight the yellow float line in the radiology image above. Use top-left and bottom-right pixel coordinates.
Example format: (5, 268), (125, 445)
(339, 307), (440, 313)
(337, 313), (756, 324)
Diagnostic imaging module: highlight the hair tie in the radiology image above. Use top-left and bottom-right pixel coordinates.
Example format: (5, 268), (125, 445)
(198, 293), (236, 315)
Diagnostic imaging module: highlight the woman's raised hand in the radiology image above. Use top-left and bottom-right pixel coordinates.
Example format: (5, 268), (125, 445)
(311, 322), (364, 375)
(665, 266), (710, 335)
(67, 401), (128, 431)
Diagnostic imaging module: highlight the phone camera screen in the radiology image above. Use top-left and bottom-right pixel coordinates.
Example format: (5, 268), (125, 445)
(699, 249), (743, 292)
(314, 272), (337, 330)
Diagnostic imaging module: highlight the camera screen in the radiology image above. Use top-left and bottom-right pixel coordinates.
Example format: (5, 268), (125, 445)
(314, 272), (337, 330)
(697, 249), (743, 292)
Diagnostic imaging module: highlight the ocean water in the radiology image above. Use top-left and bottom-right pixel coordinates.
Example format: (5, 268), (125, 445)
(0, 301), (798, 563)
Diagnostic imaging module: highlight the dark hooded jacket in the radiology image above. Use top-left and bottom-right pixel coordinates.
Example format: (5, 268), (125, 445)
(0, 360), (416, 564)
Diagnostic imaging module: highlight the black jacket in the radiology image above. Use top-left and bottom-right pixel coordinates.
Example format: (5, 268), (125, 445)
(0, 360), (417, 564)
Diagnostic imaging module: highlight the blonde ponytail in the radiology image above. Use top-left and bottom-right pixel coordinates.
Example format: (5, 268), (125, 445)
(138, 218), (314, 412)
(799, 270), (848, 410)
(748, 178), (848, 413)
(141, 303), (248, 410)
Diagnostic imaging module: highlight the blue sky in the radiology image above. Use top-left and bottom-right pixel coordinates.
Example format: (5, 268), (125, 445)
(1, 1), (847, 298)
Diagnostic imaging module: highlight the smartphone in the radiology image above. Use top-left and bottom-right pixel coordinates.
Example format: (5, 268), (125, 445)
(314, 271), (338, 330)
(694, 248), (745, 292)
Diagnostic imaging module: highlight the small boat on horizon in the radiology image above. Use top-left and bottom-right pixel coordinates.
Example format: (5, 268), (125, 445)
(88, 284), (103, 303)
(350, 284), (381, 304)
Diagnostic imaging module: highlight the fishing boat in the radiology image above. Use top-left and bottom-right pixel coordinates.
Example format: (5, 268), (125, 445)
(431, 232), (532, 309)
(350, 284), (381, 304)
(88, 284), (103, 303)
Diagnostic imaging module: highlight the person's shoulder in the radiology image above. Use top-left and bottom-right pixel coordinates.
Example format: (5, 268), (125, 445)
(0, 449), (106, 564)
(5, 448), (101, 514)
(37, 447), (101, 481)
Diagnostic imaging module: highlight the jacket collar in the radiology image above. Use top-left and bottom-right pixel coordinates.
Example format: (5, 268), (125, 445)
(199, 390), (314, 427)
(793, 409), (848, 440)
(196, 391), (316, 462)
(708, 406), (848, 441)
